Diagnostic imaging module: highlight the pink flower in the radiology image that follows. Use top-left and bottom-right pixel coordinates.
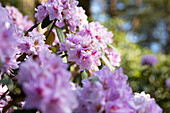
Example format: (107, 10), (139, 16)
(17, 32), (49, 55)
(5, 6), (34, 33)
(18, 51), (78, 113)
(129, 92), (162, 113)
(60, 33), (102, 71)
(35, 2), (48, 24)
(76, 7), (88, 28)
(105, 48), (121, 67)
(0, 5), (19, 74)
(35, 0), (88, 32)
(78, 22), (113, 49)
(74, 66), (134, 113)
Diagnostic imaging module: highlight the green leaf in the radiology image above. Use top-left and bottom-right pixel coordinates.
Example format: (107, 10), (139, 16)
(56, 27), (65, 42)
(0, 75), (14, 91)
(81, 70), (88, 79)
(51, 46), (57, 53)
(89, 76), (101, 83)
(0, 75), (10, 85)
(107, 43), (116, 49)
(17, 53), (27, 62)
(25, 23), (39, 36)
(0, 60), (3, 69)
(7, 79), (14, 91)
(41, 15), (53, 29)
(13, 109), (37, 113)
(101, 54), (115, 71)
(12, 68), (19, 75)
(44, 30), (55, 45)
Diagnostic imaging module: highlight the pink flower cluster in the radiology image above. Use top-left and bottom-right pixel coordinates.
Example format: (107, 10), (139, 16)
(35, 0), (87, 32)
(0, 2), (163, 113)
(60, 21), (121, 70)
(74, 66), (133, 113)
(105, 48), (121, 67)
(129, 92), (162, 113)
(78, 22), (113, 49)
(78, 22), (121, 67)
(60, 33), (102, 71)
(0, 5), (19, 74)
(5, 6), (34, 33)
(17, 51), (78, 113)
(74, 66), (162, 113)
(17, 32), (49, 55)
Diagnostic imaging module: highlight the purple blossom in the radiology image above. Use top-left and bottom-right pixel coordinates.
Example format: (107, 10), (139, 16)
(105, 48), (121, 67)
(60, 33), (102, 71)
(74, 79), (106, 113)
(74, 66), (134, 113)
(166, 78), (170, 90)
(75, 7), (88, 29)
(78, 22), (113, 49)
(17, 32), (49, 55)
(5, 6), (34, 33)
(93, 66), (133, 100)
(18, 51), (78, 113)
(141, 54), (158, 66)
(0, 5), (19, 75)
(35, 2), (48, 24)
(35, 0), (87, 32)
(129, 92), (162, 113)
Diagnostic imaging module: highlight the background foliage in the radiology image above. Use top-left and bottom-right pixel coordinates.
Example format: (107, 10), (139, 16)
(103, 18), (170, 112)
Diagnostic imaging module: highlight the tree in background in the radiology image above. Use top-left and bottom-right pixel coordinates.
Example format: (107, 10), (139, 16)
(88, 0), (170, 54)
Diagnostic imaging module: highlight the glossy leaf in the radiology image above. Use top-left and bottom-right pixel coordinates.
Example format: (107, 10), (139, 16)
(17, 53), (27, 62)
(25, 23), (39, 36)
(13, 109), (37, 113)
(44, 30), (55, 45)
(56, 27), (65, 42)
(41, 15), (53, 29)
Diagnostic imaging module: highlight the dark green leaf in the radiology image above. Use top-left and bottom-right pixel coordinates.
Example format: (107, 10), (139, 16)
(25, 24), (39, 36)
(12, 68), (19, 75)
(56, 27), (65, 42)
(13, 109), (37, 113)
(41, 15), (53, 29)
(17, 53), (27, 62)
(7, 79), (14, 91)
(0, 75), (10, 85)
(44, 30), (55, 45)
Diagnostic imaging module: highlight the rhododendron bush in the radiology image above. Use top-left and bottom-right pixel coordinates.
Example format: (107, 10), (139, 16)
(0, 0), (162, 113)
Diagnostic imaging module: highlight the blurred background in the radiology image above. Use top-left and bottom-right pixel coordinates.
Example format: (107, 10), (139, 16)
(0, 0), (170, 112)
